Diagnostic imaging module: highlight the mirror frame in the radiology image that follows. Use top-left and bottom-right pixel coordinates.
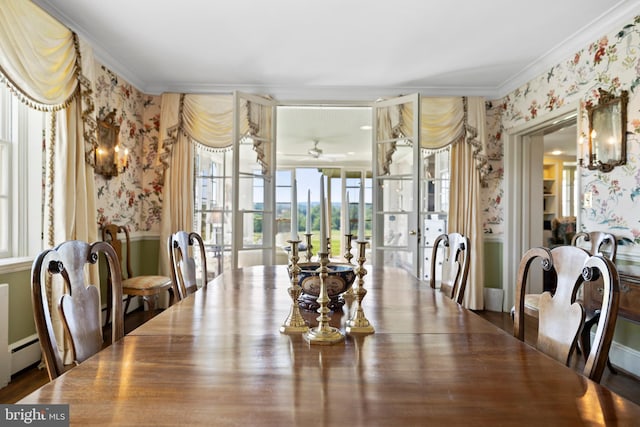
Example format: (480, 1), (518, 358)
(586, 88), (628, 173)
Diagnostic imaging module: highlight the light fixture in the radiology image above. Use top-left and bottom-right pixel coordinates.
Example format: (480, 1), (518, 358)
(95, 109), (129, 178)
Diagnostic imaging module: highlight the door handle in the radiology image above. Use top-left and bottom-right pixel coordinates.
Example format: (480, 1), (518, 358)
(409, 230), (417, 235)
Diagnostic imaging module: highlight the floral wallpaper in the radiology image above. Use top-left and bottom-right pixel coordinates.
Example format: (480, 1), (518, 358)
(483, 15), (640, 249)
(93, 64), (163, 233)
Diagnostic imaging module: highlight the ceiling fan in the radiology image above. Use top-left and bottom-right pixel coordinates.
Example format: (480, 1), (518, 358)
(281, 139), (347, 162)
(308, 140), (323, 158)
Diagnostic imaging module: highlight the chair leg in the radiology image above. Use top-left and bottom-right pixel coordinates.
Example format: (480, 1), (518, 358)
(142, 295), (157, 321)
(123, 295), (132, 315)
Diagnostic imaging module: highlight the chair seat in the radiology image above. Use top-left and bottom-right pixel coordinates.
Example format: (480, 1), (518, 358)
(523, 293), (541, 318)
(122, 275), (172, 295)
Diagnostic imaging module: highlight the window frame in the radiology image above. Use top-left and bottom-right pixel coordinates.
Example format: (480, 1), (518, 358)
(0, 85), (45, 263)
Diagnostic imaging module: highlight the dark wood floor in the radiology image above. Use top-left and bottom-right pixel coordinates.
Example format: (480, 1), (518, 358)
(2, 309), (639, 406)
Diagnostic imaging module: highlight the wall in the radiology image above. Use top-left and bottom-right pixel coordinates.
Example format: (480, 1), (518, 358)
(93, 64), (163, 233)
(485, 15), (640, 242)
(484, 15), (640, 371)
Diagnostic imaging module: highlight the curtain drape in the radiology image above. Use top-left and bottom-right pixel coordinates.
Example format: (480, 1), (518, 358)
(410, 96), (487, 309)
(158, 93), (233, 276)
(447, 97), (486, 309)
(0, 0), (99, 363)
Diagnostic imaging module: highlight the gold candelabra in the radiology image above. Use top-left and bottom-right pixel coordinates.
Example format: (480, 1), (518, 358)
(303, 251), (345, 345)
(304, 233), (313, 262)
(342, 233), (355, 309)
(280, 240), (309, 334)
(346, 240), (374, 335)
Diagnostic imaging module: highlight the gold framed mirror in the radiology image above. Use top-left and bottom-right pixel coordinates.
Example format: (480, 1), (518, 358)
(586, 89), (628, 172)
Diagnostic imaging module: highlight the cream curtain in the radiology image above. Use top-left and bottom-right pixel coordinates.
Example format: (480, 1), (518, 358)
(158, 94), (233, 276)
(0, 0), (99, 363)
(412, 96), (487, 309)
(421, 97), (465, 150)
(447, 97), (487, 309)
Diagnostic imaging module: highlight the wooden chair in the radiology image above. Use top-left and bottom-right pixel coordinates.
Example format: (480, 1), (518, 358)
(168, 231), (208, 301)
(102, 224), (172, 321)
(429, 233), (470, 304)
(518, 231), (617, 319)
(513, 246), (620, 382)
(572, 231), (618, 370)
(31, 240), (124, 380)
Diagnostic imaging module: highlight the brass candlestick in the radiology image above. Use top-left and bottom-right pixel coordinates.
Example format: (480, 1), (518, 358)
(343, 233), (354, 264)
(304, 233), (313, 262)
(342, 233), (355, 310)
(303, 251), (345, 345)
(280, 240), (309, 334)
(346, 240), (374, 335)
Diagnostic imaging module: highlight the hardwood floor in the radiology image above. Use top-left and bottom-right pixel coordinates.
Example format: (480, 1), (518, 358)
(2, 309), (639, 407)
(475, 310), (640, 406)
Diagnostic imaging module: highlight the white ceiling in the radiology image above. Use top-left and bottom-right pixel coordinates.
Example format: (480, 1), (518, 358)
(34, 0), (639, 100)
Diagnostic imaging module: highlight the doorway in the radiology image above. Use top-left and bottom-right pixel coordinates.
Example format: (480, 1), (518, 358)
(275, 105), (372, 261)
(503, 103), (580, 310)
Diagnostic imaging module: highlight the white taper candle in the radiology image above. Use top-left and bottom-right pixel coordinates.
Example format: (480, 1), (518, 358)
(306, 189), (311, 234)
(291, 179), (298, 240)
(358, 171), (365, 241)
(320, 177), (327, 252)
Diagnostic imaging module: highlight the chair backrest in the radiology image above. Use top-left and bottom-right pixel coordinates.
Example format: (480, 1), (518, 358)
(31, 240), (124, 380)
(168, 231), (208, 300)
(102, 224), (133, 279)
(572, 231), (617, 261)
(429, 233), (470, 304)
(513, 245), (619, 382)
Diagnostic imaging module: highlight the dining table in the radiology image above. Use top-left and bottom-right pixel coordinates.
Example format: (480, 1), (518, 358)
(19, 265), (640, 425)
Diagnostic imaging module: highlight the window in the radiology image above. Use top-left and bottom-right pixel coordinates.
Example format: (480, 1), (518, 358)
(0, 85), (45, 260)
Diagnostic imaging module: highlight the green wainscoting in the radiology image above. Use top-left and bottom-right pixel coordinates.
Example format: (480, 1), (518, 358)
(483, 238), (503, 290)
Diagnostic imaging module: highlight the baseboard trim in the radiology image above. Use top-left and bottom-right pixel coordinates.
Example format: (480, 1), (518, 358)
(9, 334), (41, 376)
(609, 338), (640, 378)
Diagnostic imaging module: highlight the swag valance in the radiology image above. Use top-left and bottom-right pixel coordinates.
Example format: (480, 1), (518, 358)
(0, 0), (98, 166)
(158, 93), (271, 175)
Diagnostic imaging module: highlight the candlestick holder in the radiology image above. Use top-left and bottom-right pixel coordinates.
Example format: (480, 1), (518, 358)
(304, 233), (313, 262)
(343, 233), (354, 264)
(342, 233), (355, 309)
(280, 240), (309, 334)
(303, 251), (345, 345)
(346, 240), (374, 335)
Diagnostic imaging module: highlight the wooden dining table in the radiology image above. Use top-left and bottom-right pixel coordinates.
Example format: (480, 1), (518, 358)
(19, 265), (640, 425)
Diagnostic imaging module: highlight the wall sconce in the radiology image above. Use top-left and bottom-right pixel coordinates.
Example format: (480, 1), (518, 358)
(96, 109), (129, 178)
(583, 89), (628, 172)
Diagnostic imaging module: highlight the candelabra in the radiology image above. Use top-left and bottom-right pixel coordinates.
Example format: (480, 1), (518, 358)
(280, 240), (309, 334)
(303, 251), (345, 345)
(342, 233), (355, 309)
(304, 233), (313, 262)
(346, 240), (374, 335)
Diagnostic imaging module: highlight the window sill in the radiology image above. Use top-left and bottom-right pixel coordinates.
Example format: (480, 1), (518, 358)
(0, 257), (34, 275)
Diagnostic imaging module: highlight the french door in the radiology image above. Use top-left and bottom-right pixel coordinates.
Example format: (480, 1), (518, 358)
(372, 94), (421, 276)
(232, 91), (276, 269)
